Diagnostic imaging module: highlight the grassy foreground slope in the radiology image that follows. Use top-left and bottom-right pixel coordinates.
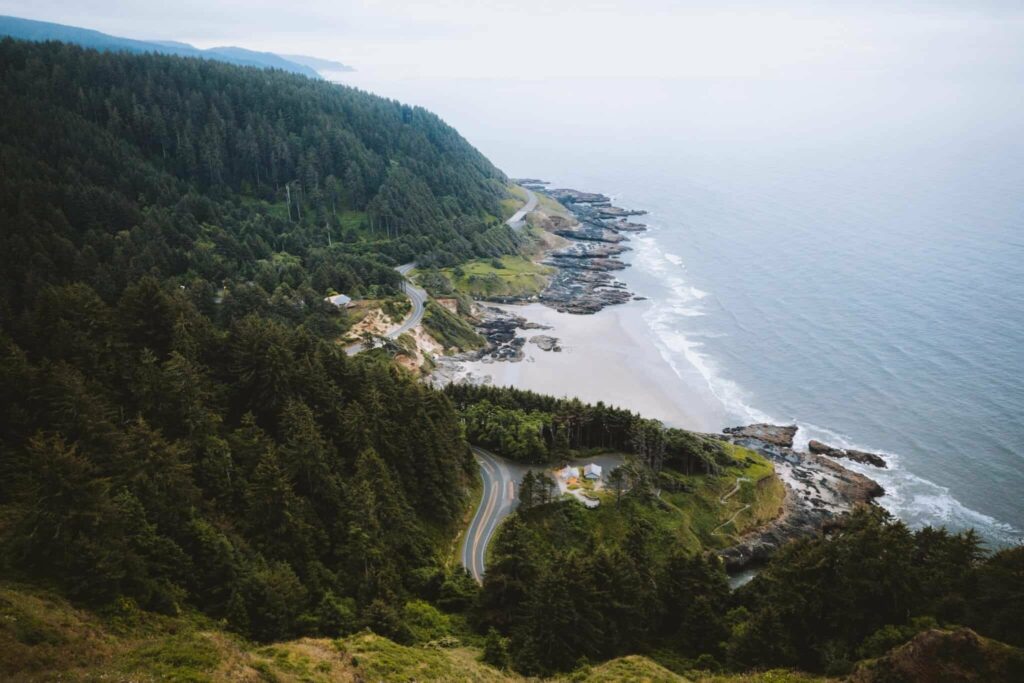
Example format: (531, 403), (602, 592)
(1, 582), (832, 682)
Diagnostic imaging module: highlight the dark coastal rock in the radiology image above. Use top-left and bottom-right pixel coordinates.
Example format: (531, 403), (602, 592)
(520, 187), (642, 315)
(717, 425), (884, 571)
(528, 335), (561, 352)
(540, 266), (634, 314)
(605, 218), (647, 232)
(470, 306), (531, 362)
(553, 227), (626, 243)
(723, 423), (798, 449)
(598, 205), (648, 218)
(548, 188), (611, 204)
(808, 439), (887, 468)
(546, 255), (628, 272)
(549, 242), (630, 259)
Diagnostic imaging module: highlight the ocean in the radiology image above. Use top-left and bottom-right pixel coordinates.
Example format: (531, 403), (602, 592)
(333, 72), (1024, 547)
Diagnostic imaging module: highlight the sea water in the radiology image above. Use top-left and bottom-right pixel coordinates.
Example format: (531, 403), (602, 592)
(334, 73), (1024, 546)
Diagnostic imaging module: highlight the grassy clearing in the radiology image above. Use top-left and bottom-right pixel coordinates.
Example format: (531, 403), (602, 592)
(523, 447), (785, 559)
(422, 300), (486, 351)
(336, 631), (512, 682)
(692, 671), (832, 683)
(569, 655), (690, 682)
(533, 191), (575, 221)
(440, 255), (554, 299)
(1, 581), (829, 682)
(659, 445), (785, 551)
(337, 209), (367, 232)
(499, 185), (531, 221)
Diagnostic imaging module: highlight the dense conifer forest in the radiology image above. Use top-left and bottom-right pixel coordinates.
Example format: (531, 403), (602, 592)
(0, 38), (513, 642)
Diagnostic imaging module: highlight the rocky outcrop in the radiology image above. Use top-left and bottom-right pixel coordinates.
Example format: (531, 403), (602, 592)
(530, 187), (649, 315)
(469, 306), (529, 362)
(723, 423), (798, 448)
(540, 267), (634, 314)
(552, 226), (626, 243)
(605, 218), (647, 232)
(511, 177), (549, 188)
(548, 188), (611, 204)
(598, 205), (647, 218)
(848, 629), (1024, 683)
(528, 335), (561, 352)
(718, 424), (884, 571)
(808, 439), (887, 468)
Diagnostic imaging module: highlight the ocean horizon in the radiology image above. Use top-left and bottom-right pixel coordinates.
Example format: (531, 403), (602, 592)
(335, 72), (1024, 547)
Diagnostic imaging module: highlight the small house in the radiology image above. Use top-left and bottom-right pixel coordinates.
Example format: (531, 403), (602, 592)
(558, 465), (578, 482)
(325, 293), (353, 308)
(583, 463), (602, 480)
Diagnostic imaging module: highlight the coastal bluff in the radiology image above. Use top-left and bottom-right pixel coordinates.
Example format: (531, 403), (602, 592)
(717, 423), (885, 570)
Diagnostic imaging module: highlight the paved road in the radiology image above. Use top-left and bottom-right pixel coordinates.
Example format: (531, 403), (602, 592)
(462, 447), (527, 583)
(505, 186), (537, 230)
(344, 262), (426, 356)
(345, 185), (533, 357)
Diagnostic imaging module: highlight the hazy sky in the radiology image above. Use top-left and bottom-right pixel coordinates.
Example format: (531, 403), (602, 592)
(3, 1), (1023, 79)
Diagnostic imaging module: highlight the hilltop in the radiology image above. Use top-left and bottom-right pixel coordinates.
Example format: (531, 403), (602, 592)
(0, 15), (353, 78)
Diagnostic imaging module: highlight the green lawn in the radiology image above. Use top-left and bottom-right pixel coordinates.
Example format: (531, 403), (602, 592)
(439, 255), (554, 299)
(500, 185), (531, 220)
(523, 447), (785, 559)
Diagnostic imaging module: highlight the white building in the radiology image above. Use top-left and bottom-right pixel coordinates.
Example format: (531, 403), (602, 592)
(583, 463), (602, 480)
(558, 465), (578, 482)
(324, 293), (353, 308)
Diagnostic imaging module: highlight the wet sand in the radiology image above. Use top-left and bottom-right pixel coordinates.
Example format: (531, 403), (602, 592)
(441, 301), (725, 432)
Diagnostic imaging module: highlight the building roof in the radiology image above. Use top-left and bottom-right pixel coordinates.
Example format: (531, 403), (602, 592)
(559, 466), (577, 480)
(325, 293), (352, 307)
(583, 463), (603, 478)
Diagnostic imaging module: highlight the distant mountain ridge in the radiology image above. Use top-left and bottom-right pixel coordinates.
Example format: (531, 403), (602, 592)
(0, 14), (354, 77)
(280, 53), (355, 73)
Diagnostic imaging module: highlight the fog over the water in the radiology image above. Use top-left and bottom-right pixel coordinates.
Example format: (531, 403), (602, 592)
(4, 1), (1024, 80)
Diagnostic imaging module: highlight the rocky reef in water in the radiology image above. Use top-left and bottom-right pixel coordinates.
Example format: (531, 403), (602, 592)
(533, 184), (649, 314)
(717, 423), (885, 570)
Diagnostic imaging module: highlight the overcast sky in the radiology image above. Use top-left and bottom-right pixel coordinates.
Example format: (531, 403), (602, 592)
(3, 1), (1023, 79)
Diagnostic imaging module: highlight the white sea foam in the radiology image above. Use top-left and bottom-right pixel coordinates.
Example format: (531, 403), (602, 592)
(794, 420), (1022, 544)
(632, 230), (1023, 547)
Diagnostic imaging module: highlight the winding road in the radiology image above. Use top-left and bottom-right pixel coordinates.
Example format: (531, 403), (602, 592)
(506, 186), (537, 230)
(344, 262), (426, 356)
(344, 186), (531, 357)
(462, 447), (527, 583)
(342, 190), (539, 577)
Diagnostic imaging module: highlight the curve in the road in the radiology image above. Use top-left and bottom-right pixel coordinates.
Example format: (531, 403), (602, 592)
(344, 262), (426, 356)
(462, 446), (523, 583)
(346, 188), (535, 357)
(506, 186), (537, 230)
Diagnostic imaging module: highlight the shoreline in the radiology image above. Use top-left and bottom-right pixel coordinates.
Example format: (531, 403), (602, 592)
(433, 300), (725, 433)
(427, 182), (893, 568)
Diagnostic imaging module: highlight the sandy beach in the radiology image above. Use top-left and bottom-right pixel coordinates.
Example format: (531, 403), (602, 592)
(438, 300), (726, 433)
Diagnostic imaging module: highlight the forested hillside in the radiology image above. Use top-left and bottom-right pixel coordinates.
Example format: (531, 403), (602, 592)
(0, 38), (513, 644)
(0, 38), (518, 323)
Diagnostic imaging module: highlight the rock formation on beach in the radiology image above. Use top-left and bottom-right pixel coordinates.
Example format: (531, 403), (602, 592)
(528, 184), (647, 315)
(528, 334), (561, 352)
(808, 439), (888, 468)
(718, 423), (885, 570)
(723, 423), (799, 448)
